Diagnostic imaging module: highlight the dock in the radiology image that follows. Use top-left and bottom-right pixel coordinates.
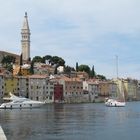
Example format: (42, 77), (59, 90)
(0, 126), (7, 140)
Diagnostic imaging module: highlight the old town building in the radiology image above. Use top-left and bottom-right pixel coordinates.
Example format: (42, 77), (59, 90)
(28, 75), (54, 103)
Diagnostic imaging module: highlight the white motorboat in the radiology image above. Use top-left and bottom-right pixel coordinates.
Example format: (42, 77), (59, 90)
(0, 93), (45, 109)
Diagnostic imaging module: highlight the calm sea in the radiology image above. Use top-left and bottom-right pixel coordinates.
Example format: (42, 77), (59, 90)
(1, 102), (140, 140)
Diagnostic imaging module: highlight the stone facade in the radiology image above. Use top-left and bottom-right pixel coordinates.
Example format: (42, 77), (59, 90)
(83, 80), (99, 102)
(0, 74), (4, 103)
(17, 76), (29, 97)
(28, 75), (54, 103)
(59, 76), (84, 103)
(21, 12), (30, 61)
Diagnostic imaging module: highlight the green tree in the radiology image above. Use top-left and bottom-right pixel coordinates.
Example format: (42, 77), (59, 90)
(54, 65), (58, 74)
(20, 53), (23, 66)
(76, 62), (79, 72)
(78, 64), (90, 75)
(64, 65), (75, 74)
(30, 61), (34, 74)
(96, 74), (106, 80)
(32, 56), (43, 63)
(1, 55), (16, 72)
(50, 56), (65, 66)
(42, 55), (52, 63)
(1, 55), (16, 65)
(90, 65), (96, 78)
(7, 64), (13, 72)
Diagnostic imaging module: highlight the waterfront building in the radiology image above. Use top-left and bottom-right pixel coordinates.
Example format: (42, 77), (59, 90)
(17, 76), (29, 97)
(83, 79), (99, 102)
(0, 73), (4, 103)
(59, 76), (83, 103)
(123, 79), (137, 101)
(54, 83), (63, 103)
(136, 80), (140, 100)
(21, 12), (31, 61)
(4, 75), (18, 96)
(98, 81), (110, 97)
(108, 81), (117, 97)
(28, 75), (54, 103)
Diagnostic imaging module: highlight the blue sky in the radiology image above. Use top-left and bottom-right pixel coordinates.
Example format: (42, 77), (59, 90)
(0, 0), (140, 79)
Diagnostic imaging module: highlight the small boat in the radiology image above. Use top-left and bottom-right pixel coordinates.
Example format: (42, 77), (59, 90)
(0, 93), (45, 109)
(105, 56), (126, 107)
(105, 98), (125, 107)
(105, 78), (126, 107)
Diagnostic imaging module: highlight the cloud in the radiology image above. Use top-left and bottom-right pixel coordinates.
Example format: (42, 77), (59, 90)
(0, 0), (140, 79)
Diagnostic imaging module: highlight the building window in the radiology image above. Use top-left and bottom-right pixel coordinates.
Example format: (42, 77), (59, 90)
(36, 97), (39, 101)
(49, 96), (52, 100)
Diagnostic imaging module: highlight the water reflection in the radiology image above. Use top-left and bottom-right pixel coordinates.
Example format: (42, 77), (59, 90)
(1, 102), (140, 140)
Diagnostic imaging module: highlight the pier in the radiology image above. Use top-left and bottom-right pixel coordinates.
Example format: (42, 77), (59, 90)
(0, 126), (7, 140)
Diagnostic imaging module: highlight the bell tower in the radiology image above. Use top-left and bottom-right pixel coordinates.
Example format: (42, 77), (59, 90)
(21, 12), (30, 61)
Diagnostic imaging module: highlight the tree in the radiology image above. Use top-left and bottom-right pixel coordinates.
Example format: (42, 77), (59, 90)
(30, 61), (34, 74)
(32, 56), (43, 63)
(96, 74), (106, 80)
(7, 64), (13, 72)
(1, 55), (16, 65)
(76, 62), (78, 72)
(20, 53), (23, 66)
(42, 55), (52, 63)
(90, 65), (96, 78)
(54, 65), (58, 74)
(78, 64), (91, 75)
(50, 56), (65, 66)
(1, 55), (16, 72)
(64, 65), (75, 74)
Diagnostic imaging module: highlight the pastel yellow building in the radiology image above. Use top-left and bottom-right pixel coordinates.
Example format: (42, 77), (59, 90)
(123, 79), (137, 101)
(98, 81), (110, 97)
(4, 76), (18, 96)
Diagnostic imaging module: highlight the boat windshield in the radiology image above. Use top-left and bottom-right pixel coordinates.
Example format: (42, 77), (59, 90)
(12, 100), (24, 103)
(12, 98), (30, 103)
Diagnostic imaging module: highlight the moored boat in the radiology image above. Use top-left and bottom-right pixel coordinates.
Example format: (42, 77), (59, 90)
(105, 98), (125, 107)
(0, 93), (45, 109)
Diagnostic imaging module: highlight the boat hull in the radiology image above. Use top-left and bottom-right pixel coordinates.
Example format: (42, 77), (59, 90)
(105, 99), (125, 107)
(0, 103), (44, 109)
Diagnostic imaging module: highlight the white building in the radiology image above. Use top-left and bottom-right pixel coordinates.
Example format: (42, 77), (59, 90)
(57, 66), (64, 73)
(83, 80), (99, 102)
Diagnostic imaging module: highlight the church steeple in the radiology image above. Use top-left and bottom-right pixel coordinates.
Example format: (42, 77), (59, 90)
(21, 12), (31, 61)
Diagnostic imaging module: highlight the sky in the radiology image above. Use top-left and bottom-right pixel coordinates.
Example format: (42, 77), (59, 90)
(0, 0), (140, 79)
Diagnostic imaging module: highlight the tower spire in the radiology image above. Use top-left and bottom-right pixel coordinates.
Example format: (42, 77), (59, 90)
(25, 12), (27, 17)
(21, 12), (31, 61)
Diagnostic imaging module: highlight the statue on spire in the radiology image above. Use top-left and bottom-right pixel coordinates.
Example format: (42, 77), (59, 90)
(25, 12), (27, 17)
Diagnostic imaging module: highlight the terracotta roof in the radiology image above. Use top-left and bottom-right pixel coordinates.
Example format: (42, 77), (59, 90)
(60, 76), (82, 82)
(28, 74), (49, 79)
